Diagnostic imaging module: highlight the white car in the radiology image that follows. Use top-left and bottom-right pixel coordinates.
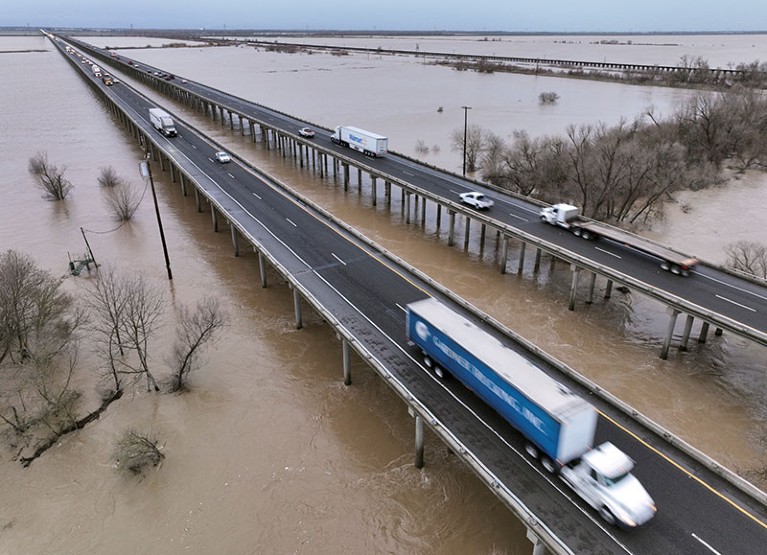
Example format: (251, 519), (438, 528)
(298, 127), (315, 138)
(459, 191), (494, 210)
(214, 151), (231, 163)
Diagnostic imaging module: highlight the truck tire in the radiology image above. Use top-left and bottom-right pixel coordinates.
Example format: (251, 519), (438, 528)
(573, 228), (582, 237)
(525, 444), (539, 460)
(598, 506), (617, 526)
(435, 366), (447, 380)
(541, 456), (558, 474)
(423, 354), (433, 369)
(660, 261), (671, 271)
(581, 230), (592, 240)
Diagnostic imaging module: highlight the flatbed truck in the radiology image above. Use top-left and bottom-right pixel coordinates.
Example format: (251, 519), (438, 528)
(540, 203), (698, 276)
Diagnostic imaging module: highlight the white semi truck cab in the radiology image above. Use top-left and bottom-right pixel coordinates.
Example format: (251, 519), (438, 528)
(560, 442), (657, 528)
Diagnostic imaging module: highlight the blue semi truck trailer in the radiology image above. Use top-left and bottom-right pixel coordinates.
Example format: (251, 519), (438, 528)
(406, 298), (656, 528)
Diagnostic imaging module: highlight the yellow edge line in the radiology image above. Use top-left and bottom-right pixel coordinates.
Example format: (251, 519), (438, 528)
(599, 409), (767, 529)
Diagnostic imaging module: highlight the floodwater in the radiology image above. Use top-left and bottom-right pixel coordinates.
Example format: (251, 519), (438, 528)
(1, 33), (766, 554)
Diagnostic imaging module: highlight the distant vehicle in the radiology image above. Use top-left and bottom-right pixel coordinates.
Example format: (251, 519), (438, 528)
(459, 191), (494, 210)
(148, 108), (178, 137)
(181, 79), (188, 84)
(214, 151), (231, 163)
(331, 125), (387, 157)
(540, 203), (699, 276)
(101, 74), (114, 86)
(298, 127), (315, 138)
(128, 60), (133, 65)
(406, 298), (657, 528)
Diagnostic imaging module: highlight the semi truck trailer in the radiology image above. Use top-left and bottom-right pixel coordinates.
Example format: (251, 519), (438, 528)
(406, 297), (656, 528)
(148, 108), (177, 138)
(540, 203), (698, 276)
(330, 125), (388, 157)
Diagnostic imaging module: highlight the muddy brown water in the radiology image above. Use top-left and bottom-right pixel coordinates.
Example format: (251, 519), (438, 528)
(1, 34), (766, 554)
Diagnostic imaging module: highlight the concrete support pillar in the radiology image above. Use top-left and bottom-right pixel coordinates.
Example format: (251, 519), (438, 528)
(436, 204), (442, 228)
(230, 224), (239, 257)
(371, 176), (377, 206)
(479, 224), (486, 250)
(342, 339), (351, 386)
(211, 205), (218, 232)
(533, 247), (542, 273)
(680, 314), (694, 351)
(549, 255), (556, 273)
(517, 242), (527, 274)
(299, 144), (304, 168)
(715, 327), (723, 336)
(194, 186), (202, 212)
(463, 216), (471, 249)
(229, 111), (234, 130)
(661, 308), (680, 360)
(385, 181), (392, 206)
(698, 322), (710, 343)
(343, 163), (349, 191)
(586, 271), (597, 304)
(447, 210), (456, 246)
(604, 279), (613, 299)
(319, 153), (325, 177)
(357, 168), (362, 191)
(180, 174), (187, 196)
(526, 530), (548, 555)
(258, 252), (268, 287)
(569, 265), (581, 311)
(500, 236), (509, 274)
(405, 192), (412, 224)
(170, 164), (177, 183)
(421, 197), (426, 226)
(414, 414), (425, 469)
(293, 287), (303, 330)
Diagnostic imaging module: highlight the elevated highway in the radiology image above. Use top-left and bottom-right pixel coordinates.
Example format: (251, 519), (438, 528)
(49, 33), (767, 554)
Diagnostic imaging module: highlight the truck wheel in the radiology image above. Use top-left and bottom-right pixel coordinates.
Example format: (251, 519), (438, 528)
(525, 444), (539, 460)
(660, 262), (670, 271)
(541, 456), (558, 474)
(598, 506), (617, 526)
(581, 230), (592, 240)
(423, 354), (433, 369)
(573, 229), (582, 237)
(671, 265), (681, 275)
(435, 366), (447, 380)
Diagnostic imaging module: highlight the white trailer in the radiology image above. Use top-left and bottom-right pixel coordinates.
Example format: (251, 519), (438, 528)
(331, 125), (388, 157)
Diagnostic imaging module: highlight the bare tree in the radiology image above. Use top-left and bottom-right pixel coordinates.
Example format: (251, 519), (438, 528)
(451, 124), (490, 173)
(84, 265), (129, 392)
(167, 297), (228, 392)
(539, 91), (560, 104)
(86, 268), (165, 392)
(97, 166), (126, 188)
(725, 241), (767, 279)
(105, 183), (143, 221)
(27, 152), (73, 200)
(0, 250), (80, 365)
(115, 273), (165, 392)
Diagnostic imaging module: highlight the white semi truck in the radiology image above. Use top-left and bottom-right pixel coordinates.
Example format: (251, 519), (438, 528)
(148, 108), (178, 138)
(331, 125), (388, 157)
(540, 203), (698, 276)
(406, 298), (657, 528)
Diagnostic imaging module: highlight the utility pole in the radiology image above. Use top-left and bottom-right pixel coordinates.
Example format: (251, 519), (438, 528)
(461, 105), (472, 176)
(139, 155), (173, 280)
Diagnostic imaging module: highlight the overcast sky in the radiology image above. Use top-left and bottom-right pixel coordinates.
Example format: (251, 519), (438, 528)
(5, 0), (766, 33)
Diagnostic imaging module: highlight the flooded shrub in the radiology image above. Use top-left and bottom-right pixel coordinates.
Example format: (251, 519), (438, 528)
(539, 91), (560, 104)
(113, 429), (164, 475)
(415, 140), (430, 154)
(27, 151), (73, 200)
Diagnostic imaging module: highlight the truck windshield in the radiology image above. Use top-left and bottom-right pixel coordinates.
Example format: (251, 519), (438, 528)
(602, 472), (630, 487)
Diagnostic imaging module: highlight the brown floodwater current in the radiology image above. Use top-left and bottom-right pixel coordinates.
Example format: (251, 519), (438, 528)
(1, 34), (766, 554)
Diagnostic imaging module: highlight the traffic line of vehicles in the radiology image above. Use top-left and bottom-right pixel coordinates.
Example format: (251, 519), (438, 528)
(406, 298), (657, 528)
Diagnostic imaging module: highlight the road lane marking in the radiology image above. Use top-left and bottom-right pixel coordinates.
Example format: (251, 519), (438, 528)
(252, 193), (261, 200)
(227, 173), (235, 179)
(331, 253), (346, 266)
(598, 410), (767, 529)
(403, 170), (415, 176)
(698, 272), (767, 302)
(691, 533), (723, 555)
(595, 246), (622, 259)
(508, 213), (528, 222)
(285, 218), (297, 227)
(715, 294), (756, 312)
